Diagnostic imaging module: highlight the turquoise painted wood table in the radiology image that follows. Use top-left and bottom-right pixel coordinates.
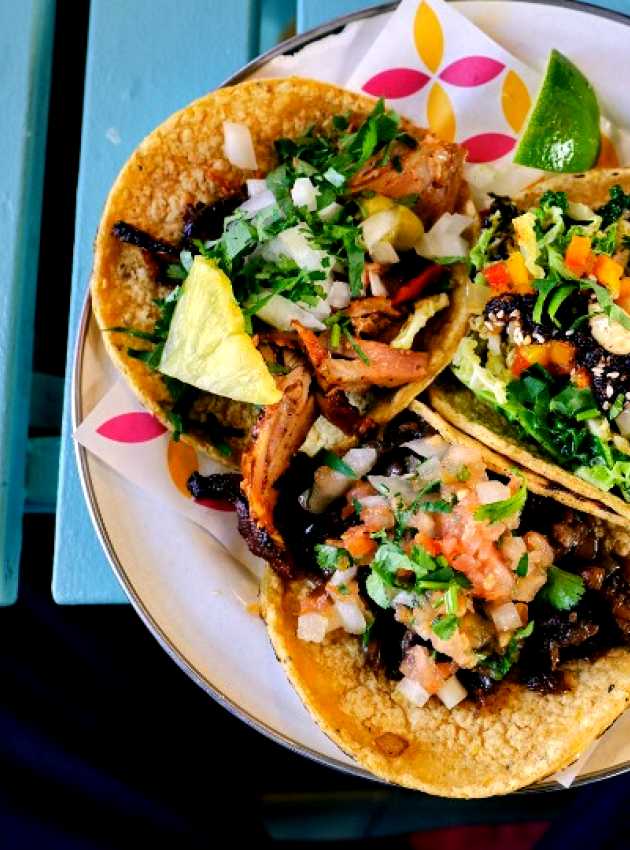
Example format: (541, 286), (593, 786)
(52, 0), (630, 604)
(0, 0), (55, 604)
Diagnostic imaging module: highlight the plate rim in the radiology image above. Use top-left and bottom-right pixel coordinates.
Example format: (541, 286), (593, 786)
(73, 0), (630, 794)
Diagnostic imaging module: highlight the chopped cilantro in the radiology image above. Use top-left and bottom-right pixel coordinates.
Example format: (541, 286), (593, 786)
(361, 620), (374, 647)
(352, 497), (363, 516)
(516, 553), (529, 577)
(365, 571), (391, 609)
(444, 583), (459, 615)
(610, 394), (625, 421)
(432, 614), (458, 640)
(474, 478), (527, 523)
(314, 544), (351, 571)
(482, 621), (534, 681)
(456, 465), (471, 482)
(540, 566), (585, 611)
(320, 449), (358, 478)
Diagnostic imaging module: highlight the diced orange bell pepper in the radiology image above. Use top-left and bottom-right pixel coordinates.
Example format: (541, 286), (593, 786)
(573, 367), (592, 389)
(484, 261), (511, 292)
(506, 252), (534, 293)
(511, 344), (550, 377)
(564, 235), (592, 276)
(618, 277), (630, 298)
(594, 254), (624, 297)
(548, 340), (575, 375)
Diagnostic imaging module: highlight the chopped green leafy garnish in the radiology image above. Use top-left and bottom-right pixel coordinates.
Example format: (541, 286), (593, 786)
(516, 553), (529, 577)
(361, 620), (374, 647)
(456, 465), (471, 482)
(314, 544), (352, 571)
(540, 565), (585, 610)
(352, 497), (363, 516)
(432, 614), (458, 640)
(596, 184), (630, 228)
(444, 582), (459, 615)
(320, 450), (358, 478)
(609, 394), (625, 421)
(365, 571), (391, 609)
(482, 621), (534, 681)
(474, 478), (527, 523)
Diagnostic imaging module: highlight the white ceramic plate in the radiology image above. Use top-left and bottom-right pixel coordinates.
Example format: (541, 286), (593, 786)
(75, 1), (630, 789)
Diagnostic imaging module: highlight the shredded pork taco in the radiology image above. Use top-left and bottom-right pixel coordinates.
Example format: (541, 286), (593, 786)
(431, 169), (630, 520)
(91, 77), (475, 470)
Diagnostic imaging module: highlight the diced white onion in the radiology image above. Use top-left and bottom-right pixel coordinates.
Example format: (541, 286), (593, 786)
(368, 269), (388, 297)
(329, 566), (358, 587)
(391, 590), (419, 608)
(238, 188), (275, 216)
(416, 212), (472, 259)
(396, 676), (431, 708)
(246, 178), (267, 197)
(436, 675), (467, 709)
(414, 456), (442, 482)
(318, 201), (343, 222)
(487, 601), (523, 632)
(261, 224), (331, 273)
(357, 494), (388, 509)
(334, 599), (366, 634)
(371, 241), (399, 264)
(616, 408), (630, 438)
(401, 435), (448, 459)
(487, 333), (502, 356)
(307, 447), (378, 513)
(361, 209), (398, 251)
(254, 293), (325, 331)
(586, 416), (611, 441)
(367, 475), (417, 503)
(297, 613), (328, 643)
(291, 177), (319, 211)
(475, 480), (510, 505)
(300, 416), (346, 458)
(327, 280), (351, 309)
(222, 121), (258, 170)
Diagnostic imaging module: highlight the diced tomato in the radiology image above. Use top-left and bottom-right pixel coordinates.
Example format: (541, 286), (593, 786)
(594, 254), (623, 297)
(484, 261), (511, 292)
(415, 533), (442, 557)
(564, 235), (592, 276)
(400, 645), (448, 694)
(391, 263), (444, 306)
(548, 340), (575, 375)
(360, 503), (395, 531)
(439, 536), (462, 561)
(616, 294), (630, 315)
(572, 367), (591, 389)
(341, 525), (377, 560)
(342, 481), (376, 518)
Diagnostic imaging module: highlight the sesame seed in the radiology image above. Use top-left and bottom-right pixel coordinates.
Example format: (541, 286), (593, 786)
(533, 332), (545, 343)
(496, 310), (504, 319)
(608, 371), (620, 379)
(603, 401), (610, 410)
(593, 367), (604, 377)
(626, 392), (630, 400)
(606, 384), (614, 398)
(509, 310), (520, 319)
(565, 329), (575, 337)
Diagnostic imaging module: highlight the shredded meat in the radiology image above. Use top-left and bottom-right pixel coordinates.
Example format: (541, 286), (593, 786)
(112, 221), (179, 259)
(600, 570), (630, 640)
(187, 472), (241, 504)
(183, 188), (247, 244)
(292, 321), (428, 393)
(316, 388), (375, 437)
(234, 498), (294, 578)
(349, 134), (466, 225)
(240, 365), (316, 550)
(346, 297), (401, 338)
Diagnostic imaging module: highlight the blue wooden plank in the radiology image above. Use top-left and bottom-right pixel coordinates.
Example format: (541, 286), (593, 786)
(53, 0), (261, 604)
(260, 0), (296, 51)
(297, 0), (369, 33)
(0, 0), (55, 604)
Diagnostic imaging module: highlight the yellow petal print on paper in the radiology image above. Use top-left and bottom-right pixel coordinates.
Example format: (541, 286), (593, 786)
(414, 1), (443, 74)
(167, 438), (198, 498)
(597, 133), (619, 167)
(502, 70), (531, 134)
(427, 81), (455, 142)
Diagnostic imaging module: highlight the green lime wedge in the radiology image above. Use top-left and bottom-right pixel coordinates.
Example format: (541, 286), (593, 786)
(514, 49), (600, 172)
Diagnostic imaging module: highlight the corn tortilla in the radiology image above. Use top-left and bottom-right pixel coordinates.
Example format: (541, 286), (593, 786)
(430, 168), (630, 521)
(92, 77), (473, 466)
(260, 409), (630, 797)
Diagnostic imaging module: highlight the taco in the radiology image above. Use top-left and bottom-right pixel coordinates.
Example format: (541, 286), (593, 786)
(429, 169), (630, 521)
(91, 77), (474, 472)
(246, 408), (630, 797)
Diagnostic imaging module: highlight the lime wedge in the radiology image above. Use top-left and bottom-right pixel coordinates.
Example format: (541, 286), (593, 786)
(514, 49), (600, 172)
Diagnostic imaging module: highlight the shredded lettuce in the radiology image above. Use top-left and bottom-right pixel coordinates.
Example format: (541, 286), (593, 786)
(451, 337), (509, 407)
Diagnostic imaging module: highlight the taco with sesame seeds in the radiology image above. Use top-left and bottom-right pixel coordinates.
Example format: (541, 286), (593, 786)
(429, 169), (630, 521)
(91, 77), (476, 472)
